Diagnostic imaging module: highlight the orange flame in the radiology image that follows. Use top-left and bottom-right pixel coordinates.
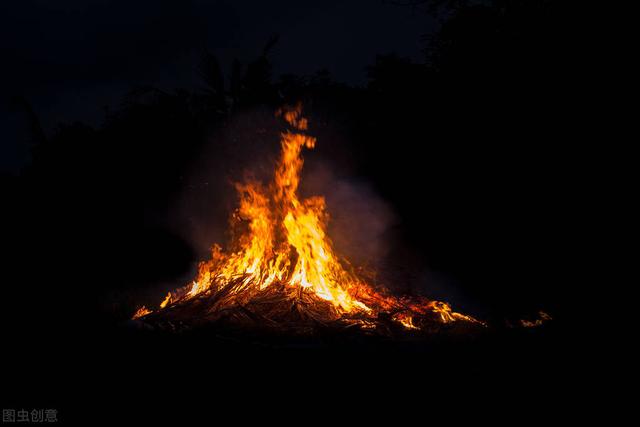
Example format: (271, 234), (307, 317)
(132, 105), (482, 330)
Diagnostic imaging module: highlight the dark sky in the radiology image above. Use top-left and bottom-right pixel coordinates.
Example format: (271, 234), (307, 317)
(1, 0), (435, 172)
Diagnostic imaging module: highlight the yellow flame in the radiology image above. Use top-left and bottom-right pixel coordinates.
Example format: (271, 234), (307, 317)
(159, 292), (172, 309)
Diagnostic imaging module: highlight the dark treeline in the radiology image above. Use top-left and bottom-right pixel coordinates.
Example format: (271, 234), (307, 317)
(2, 0), (576, 336)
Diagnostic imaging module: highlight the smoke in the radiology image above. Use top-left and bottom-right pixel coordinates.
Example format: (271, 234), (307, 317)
(301, 160), (397, 269)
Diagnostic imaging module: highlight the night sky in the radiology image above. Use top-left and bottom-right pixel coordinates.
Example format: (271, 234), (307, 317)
(1, 0), (434, 172)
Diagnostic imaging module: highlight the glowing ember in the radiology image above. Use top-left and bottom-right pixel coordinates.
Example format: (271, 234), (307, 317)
(520, 311), (552, 328)
(132, 105), (483, 331)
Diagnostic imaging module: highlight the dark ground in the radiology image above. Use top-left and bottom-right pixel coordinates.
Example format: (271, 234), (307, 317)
(5, 319), (575, 423)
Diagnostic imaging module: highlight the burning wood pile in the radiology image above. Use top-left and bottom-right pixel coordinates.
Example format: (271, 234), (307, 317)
(132, 105), (484, 336)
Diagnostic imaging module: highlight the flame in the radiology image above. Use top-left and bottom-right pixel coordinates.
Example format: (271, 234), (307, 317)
(132, 104), (482, 330)
(132, 306), (152, 319)
(393, 313), (419, 330)
(159, 292), (172, 309)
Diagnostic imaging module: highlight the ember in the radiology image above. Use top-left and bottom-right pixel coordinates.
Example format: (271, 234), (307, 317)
(133, 105), (484, 333)
(520, 311), (552, 328)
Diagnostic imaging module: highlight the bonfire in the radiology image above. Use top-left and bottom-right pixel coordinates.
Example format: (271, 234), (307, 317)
(132, 105), (484, 335)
